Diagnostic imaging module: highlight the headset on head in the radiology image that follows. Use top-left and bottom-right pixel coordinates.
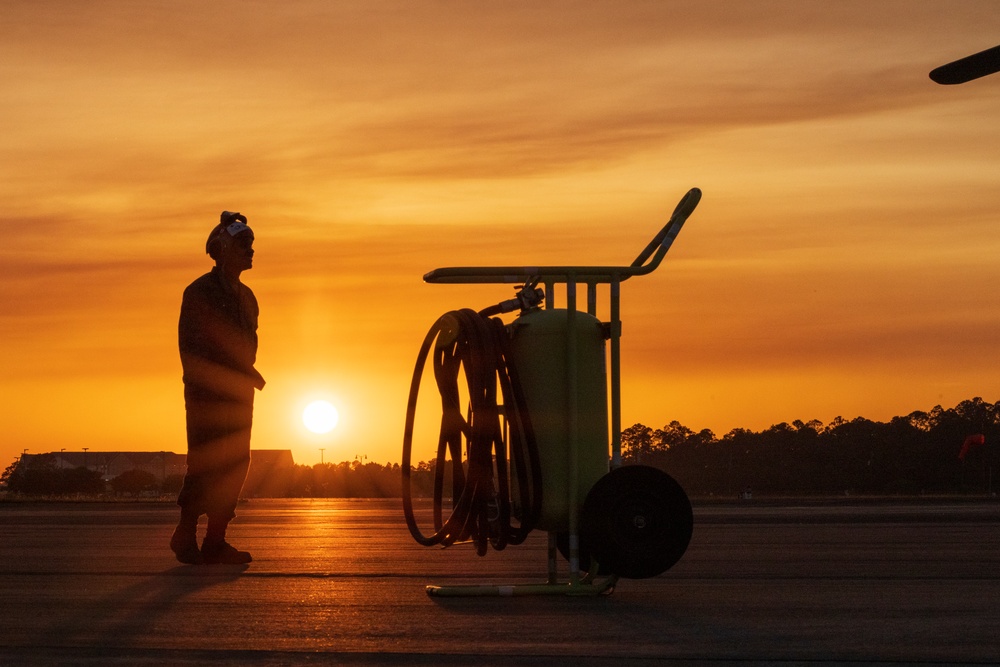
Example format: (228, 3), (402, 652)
(206, 211), (251, 257)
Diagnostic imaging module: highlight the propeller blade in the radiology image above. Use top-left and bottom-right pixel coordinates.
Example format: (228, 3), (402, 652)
(930, 44), (1000, 85)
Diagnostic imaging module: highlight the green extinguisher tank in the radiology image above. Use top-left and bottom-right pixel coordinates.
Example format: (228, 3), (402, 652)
(509, 308), (609, 532)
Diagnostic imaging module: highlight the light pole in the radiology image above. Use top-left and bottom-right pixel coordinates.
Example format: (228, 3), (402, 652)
(319, 448), (325, 465)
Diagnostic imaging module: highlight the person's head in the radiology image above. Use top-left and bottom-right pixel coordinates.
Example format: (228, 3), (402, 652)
(206, 211), (255, 274)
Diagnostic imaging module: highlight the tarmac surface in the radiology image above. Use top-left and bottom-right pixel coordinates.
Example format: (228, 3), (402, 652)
(0, 498), (998, 665)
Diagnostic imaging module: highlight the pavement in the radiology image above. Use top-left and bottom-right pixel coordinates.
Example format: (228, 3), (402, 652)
(0, 498), (998, 665)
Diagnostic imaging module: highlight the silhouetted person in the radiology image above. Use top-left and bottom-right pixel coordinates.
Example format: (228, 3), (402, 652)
(170, 211), (265, 565)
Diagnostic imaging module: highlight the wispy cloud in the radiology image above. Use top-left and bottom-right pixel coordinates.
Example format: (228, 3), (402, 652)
(2, 1), (1000, 464)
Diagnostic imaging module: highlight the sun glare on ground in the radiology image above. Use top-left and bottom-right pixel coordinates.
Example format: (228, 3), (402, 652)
(302, 400), (340, 434)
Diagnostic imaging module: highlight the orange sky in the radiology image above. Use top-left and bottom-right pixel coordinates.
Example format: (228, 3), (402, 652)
(2, 1), (1000, 469)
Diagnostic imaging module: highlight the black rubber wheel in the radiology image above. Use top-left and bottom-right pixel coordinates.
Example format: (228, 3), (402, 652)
(580, 465), (693, 579)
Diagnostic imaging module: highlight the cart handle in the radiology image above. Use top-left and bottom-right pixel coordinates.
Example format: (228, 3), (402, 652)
(423, 187), (701, 285)
(630, 187), (701, 269)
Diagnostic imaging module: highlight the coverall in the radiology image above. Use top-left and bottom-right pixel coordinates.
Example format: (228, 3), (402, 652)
(177, 266), (265, 522)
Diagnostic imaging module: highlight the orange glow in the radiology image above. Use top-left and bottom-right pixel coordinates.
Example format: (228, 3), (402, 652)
(3, 3), (1000, 469)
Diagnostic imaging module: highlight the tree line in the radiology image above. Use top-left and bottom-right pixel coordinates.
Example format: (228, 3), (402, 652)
(3, 397), (998, 499)
(622, 397), (999, 496)
(0, 457), (175, 498)
(0, 455), (445, 499)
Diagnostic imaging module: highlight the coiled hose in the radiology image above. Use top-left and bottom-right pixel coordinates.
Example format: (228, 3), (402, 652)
(402, 308), (543, 556)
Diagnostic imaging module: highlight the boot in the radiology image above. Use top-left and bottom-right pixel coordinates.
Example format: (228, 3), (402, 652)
(170, 526), (203, 565)
(201, 538), (253, 565)
(202, 515), (252, 565)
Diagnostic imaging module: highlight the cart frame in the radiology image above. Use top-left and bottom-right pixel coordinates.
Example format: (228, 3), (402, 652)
(422, 188), (701, 596)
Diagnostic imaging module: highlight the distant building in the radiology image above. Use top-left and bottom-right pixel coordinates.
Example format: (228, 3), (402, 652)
(48, 451), (187, 482)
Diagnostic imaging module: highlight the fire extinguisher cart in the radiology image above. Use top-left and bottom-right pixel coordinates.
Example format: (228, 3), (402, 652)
(408, 188), (702, 597)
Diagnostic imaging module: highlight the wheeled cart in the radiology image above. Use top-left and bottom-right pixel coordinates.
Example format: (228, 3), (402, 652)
(402, 188), (702, 596)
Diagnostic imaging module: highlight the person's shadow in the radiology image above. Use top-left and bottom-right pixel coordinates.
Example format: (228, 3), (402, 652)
(46, 563), (249, 649)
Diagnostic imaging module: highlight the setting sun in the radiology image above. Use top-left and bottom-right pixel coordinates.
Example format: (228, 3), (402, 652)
(302, 400), (340, 434)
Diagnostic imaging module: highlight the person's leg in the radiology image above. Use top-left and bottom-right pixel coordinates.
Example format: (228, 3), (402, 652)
(171, 390), (219, 564)
(201, 400), (253, 565)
